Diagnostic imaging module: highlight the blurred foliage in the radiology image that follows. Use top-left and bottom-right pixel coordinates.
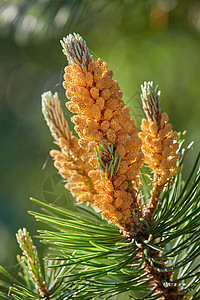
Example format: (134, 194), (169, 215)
(0, 0), (200, 268)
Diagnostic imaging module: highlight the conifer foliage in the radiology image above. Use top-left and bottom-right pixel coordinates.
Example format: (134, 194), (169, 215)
(0, 34), (200, 300)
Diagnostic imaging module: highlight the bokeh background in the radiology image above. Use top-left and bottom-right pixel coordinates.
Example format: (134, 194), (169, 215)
(0, 0), (200, 269)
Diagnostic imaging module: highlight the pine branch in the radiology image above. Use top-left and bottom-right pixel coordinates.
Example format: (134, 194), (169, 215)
(40, 33), (199, 299)
(1, 33), (200, 300)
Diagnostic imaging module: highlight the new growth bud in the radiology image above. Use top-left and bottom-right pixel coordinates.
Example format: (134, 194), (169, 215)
(16, 228), (49, 298)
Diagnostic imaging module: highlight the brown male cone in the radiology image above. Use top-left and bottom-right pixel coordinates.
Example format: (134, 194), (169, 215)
(42, 91), (97, 204)
(61, 34), (144, 231)
(139, 82), (180, 189)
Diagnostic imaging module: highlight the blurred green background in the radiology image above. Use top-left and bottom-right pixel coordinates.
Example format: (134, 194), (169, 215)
(0, 0), (200, 268)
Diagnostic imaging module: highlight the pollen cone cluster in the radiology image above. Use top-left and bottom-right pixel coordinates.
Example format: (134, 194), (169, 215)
(42, 91), (97, 203)
(42, 35), (180, 233)
(139, 82), (180, 187)
(61, 33), (144, 229)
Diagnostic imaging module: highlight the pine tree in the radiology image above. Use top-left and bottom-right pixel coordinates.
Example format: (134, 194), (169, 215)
(1, 33), (200, 300)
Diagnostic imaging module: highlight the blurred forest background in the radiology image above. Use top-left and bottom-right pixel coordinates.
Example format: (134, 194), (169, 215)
(0, 0), (200, 270)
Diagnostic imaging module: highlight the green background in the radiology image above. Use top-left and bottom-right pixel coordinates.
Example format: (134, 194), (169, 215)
(0, 0), (200, 268)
